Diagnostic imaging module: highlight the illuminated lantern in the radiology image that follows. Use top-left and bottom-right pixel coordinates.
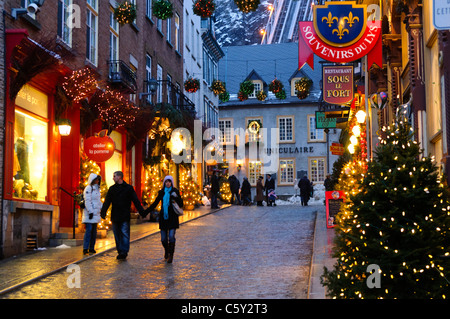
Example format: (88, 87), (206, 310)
(355, 110), (366, 123)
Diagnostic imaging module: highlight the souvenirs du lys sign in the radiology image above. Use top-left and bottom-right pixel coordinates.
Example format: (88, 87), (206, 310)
(299, 1), (382, 71)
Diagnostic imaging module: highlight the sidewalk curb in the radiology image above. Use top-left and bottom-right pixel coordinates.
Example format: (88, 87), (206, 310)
(0, 205), (232, 296)
(306, 209), (319, 299)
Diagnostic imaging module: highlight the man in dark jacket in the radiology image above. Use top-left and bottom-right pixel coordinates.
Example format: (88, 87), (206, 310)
(240, 177), (252, 205)
(298, 175), (312, 206)
(210, 171), (220, 209)
(100, 171), (146, 260)
(229, 175), (241, 205)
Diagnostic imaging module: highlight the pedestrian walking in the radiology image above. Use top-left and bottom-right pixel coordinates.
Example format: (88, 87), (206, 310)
(210, 171), (220, 209)
(324, 174), (333, 191)
(298, 175), (312, 206)
(255, 176), (264, 206)
(100, 171), (146, 260)
(82, 173), (102, 255)
(145, 175), (183, 263)
(229, 175), (241, 205)
(265, 174), (276, 206)
(240, 176), (252, 206)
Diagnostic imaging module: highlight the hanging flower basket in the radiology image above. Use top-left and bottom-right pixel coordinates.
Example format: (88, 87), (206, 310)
(114, 1), (137, 25)
(234, 0), (260, 13)
(256, 90), (267, 101)
(275, 89), (286, 100)
(239, 80), (254, 95)
(295, 77), (313, 100)
(184, 77), (200, 93)
(269, 78), (284, 93)
(153, 0), (173, 20)
(211, 79), (226, 95)
(193, 0), (216, 18)
(238, 90), (248, 101)
(219, 91), (230, 102)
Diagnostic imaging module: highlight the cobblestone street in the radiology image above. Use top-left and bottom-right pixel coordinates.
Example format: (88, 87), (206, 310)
(1, 205), (316, 299)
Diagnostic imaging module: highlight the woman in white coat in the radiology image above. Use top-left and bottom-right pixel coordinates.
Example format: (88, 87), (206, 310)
(82, 173), (102, 254)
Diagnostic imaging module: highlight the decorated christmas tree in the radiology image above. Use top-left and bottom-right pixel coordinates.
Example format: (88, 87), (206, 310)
(321, 119), (450, 298)
(179, 166), (201, 210)
(219, 177), (232, 203)
(142, 165), (162, 211)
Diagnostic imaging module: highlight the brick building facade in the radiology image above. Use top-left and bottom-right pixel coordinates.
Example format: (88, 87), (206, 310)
(0, 0), (196, 258)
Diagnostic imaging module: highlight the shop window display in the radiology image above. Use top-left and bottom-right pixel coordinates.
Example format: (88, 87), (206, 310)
(13, 110), (48, 201)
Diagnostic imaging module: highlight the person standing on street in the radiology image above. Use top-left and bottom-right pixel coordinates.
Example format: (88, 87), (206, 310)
(265, 174), (276, 206)
(100, 171), (146, 260)
(256, 176), (264, 206)
(145, 175), (183, 263)
(240, 176), (252, 206)
(298, 175), (312, 206)
(210, 171), (220, 209)
(82, 173), (102, 255)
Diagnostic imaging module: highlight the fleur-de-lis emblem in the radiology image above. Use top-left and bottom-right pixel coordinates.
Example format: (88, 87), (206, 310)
(322, 12), (338, 27)
(332, 21), (349, 40)
(343, 11), (359, 27)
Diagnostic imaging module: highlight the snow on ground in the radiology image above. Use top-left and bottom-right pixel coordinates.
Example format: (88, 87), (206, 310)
(274, 183), (326, 206)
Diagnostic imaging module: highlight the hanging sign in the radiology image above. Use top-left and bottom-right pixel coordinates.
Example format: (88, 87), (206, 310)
(299, 2), (382, 70)
(316, 111), (336, 129)
(84, 130), (115, 162)
(323, 65), (354, 104)
(330, 143), (345, 156)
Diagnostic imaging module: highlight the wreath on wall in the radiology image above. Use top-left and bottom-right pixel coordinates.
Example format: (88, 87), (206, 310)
(295, 77), (313, 100)
(184, 77), (200, 93)
(153, 0), (173, 20)
(269, 78), (284, 93)
(234, 0), (261, 13)
(247, 119), (262, 134)
(193, 0), (216, 18)
(114, 1), (137, 25)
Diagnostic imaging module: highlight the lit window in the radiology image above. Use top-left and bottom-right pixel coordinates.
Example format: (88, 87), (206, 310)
(279, 159), (294, 184)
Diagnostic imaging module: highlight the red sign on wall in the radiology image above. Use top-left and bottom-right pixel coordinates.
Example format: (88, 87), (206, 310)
(323, 65), (354, 105)
(298, 2), (382, 71)
(325, 190), (345, 228)
(84, 130), (115, 162)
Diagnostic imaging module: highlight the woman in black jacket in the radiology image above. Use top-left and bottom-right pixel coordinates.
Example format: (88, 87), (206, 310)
(146, 175), (183, 263)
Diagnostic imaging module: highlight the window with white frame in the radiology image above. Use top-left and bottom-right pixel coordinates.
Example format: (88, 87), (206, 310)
(167, 17), (172, 44)
(86, 1), (98, 65)
(157, 64), (163, 103)
(175, 14), (180, 52)
(57, 0), (73, 46)
(219, 119), (233, 144)
(145, 54), (152, 102)
(146, 0), (152, 18)
(278, 116), (294, 142)
(309, 157), (326, 182)
(109, 8), (119, 61)
(279, 159), (295, 184)
(248, 81), (262, 98)
(308, 115), (326, 142)
(249, 161), (262, 185)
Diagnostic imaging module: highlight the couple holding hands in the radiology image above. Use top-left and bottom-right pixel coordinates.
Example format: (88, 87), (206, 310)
(82, 172), (182, 263)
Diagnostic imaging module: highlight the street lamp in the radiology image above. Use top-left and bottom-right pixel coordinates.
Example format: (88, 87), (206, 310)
(57, 119), (72, 136)
(355, 110), (367, 124)
(139, 78), (159, 101)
